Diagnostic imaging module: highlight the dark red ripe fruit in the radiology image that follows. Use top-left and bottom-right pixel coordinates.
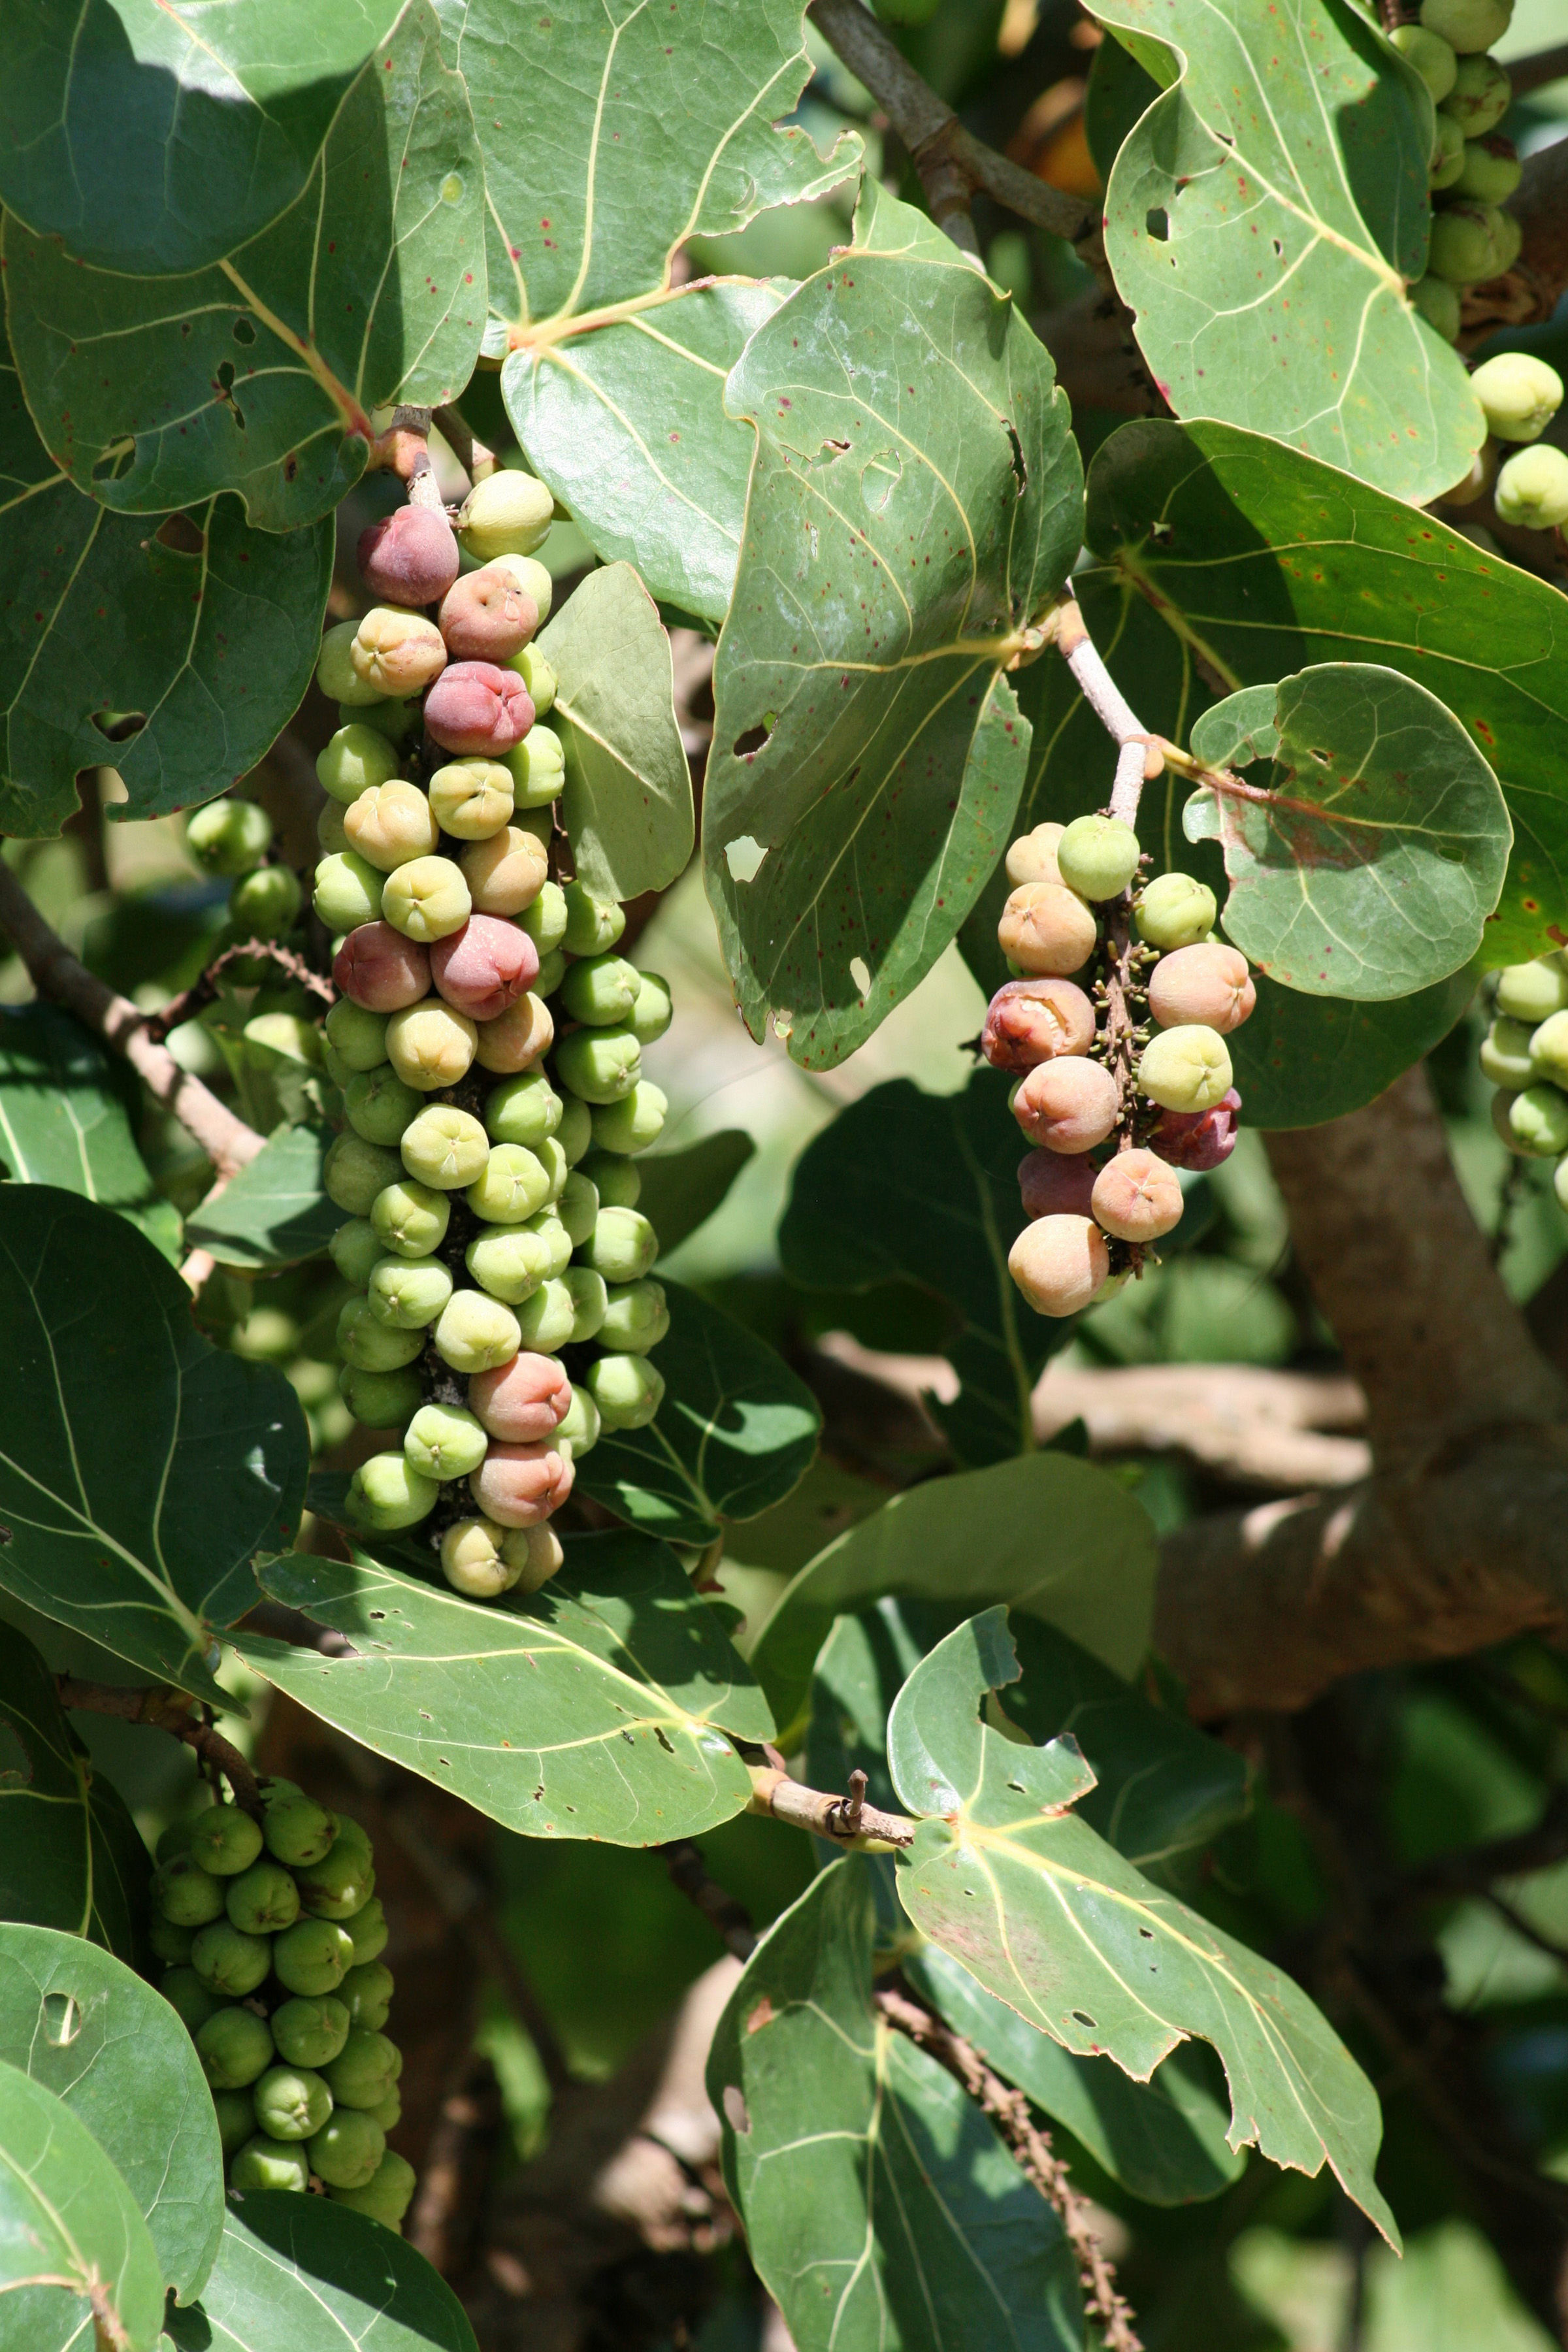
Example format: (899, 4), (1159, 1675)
(357, 506), (461, 606)
(1148, 1087), (1241, 1171)
(1017, 1149), (1100, 1219)
(983, 977), (1096, 1075)
(423, 662), (534, 757)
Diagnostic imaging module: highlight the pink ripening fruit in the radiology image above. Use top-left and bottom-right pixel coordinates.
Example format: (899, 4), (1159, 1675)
(333, 923), (432, 1013)
(437, 567), (538, 662)
(357, 507), (461, 606)
(468, 1441), (575, 1527)
(468, 1353), (574, 1443)
(1147, 943), (1256, 1034)
(423, 662), (534, 757)
(1011, 1056), (1120, 1154)
(1147, 1087), (1241, 1172)
(1007, 1215), (1109, 1316)
(1090, 1149), (1184, 1243)
(982, 977), (1096, 1075)
(429, 915), (539, 1022)
(1017, 1149), (1100, 1220)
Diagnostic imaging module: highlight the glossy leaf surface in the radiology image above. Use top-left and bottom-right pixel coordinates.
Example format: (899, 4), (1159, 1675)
(1230, 964), (1473, 1128)
(0, 2057), (165, 2351)
(0, 1003), (180, 1259)
(0, 1636), (148, 1964)
(184, 1123), (346, 1270)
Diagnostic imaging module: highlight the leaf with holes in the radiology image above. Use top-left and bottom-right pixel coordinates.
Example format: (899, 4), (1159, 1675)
(0, 1634), (150, 1967)
(634, 1130), (755, 1259)
(4, 0), (485, 531)
(237, 1531), (761, 1841)
(702, 184), (1079, 1068)
(708, 1856), (1085, 2352)
(574, 1281), (820, 1546)
(184, 1123), (346, 1271)
(0, 327), (331, 837)
(1183, 663), (1510, 998)
(1091, 0), (1481, 504)
(537, 564), (693, 902)
(0, 1004), (180, 1260)
(888, 1608), (1399, 2241)
(0, 1923), (223, 2304)
(0, 1187), (309, 1705)
(1087, 416), (1568, 968)
(0, 2057), (165, 2351)
(163, 2191), (478, 2352)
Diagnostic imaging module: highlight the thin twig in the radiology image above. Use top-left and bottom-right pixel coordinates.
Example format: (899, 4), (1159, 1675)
(55, 1678), (265, 1820)
(433, 404), (498, 488)
(144, 938), (335, 1043)
(876, 1985), (1143, 2351)
(745, 1763), (917, 1849)
(0, 863), (264, 1180)
(659, 1842), (758, 1961)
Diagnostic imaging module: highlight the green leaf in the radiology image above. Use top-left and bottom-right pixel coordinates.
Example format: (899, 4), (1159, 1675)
(0, 326), (331, 836)
(887, 1609), (1399, 2242)
(163, 2190), (478, 2352)
(1231, 964), (1473, 1129)
(0, 1186), (309, 1704)
(537, 564), (694, 901)
(1086, 416), (1568, 967)
(574, 1279), (819, 1546)
(1184, 664), (1509, 999)
(237, 1532), (760, 1841)
(752, 1454), (1156, 1747)
(506, 280), (789, 627)
(0, 1), (403, 276)
(779, 1068), (1056, 1466)
(708, 1857), (1084, 2352)
(0, 1004), (180, 1260)
(1092, 0), (1481, 505)
(5, 0), (485, 531)
(0, 1634), (149, 1965)
(0, 1923), (223, 2304)
(635, 1131), (755, 1258)
(703, 183), (1081, 1069)
(184, 1123), (346, 1270)
(0, 2056), (165, 2351)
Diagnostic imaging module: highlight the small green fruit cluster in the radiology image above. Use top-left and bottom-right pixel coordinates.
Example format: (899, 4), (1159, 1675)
(184, 788), (307, 1012)
(1398, 3), (1520, 342)
(313, 483), (673, 1599)
(990, 820), (1252, 1318)
(1480, 954), (1568, 1198)
(153, 1786), (414, 2231)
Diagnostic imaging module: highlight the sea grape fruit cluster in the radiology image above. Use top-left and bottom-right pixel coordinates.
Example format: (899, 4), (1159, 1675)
(1480, 952), (1568, 1204)
(308, 476), (672, 1596)
(1397, 2), (1522, 344)
(152, 1786), (415, 2230)
(988, 818), (1252, 1318)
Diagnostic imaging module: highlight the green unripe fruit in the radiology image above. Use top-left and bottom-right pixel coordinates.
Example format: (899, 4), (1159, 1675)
(466, 1142), (552, 1223)
(186, 796), (274, 877)
(318, 723), (400, 806)
(348, 1452), (438, 1531)
(1455, 133), (1522, 204)
(370, 1177), (451, 1260)
(1134, 872), (1218, 951)
(1420, 0), (1511, 54)
(274, 1917), (356, 1997)
(1391, 23), (1458, 101)
(187, 1804), (264, 1877)
(367, 2088), (403, 2135)
(190, 1919), (271, 1997)
(230, 863), (302, 940)
(506, 722), (566, 809)
(560, 953), (640, 1027)
(253, 2064), (334, 2142)
(346, 694), (417, 744)
(160, 1966), (220, 2034)
(346, 1065), (422, 1148)
(587, 1352), (666, 1431)
(558, 1169), (600, 1247)
(536, 947), (567, 997)
(324, 2026), (399, 2109)
(434, 1289), (523, 1373)
(324, 1041), (355, 1088)
(1478, 1016), (1538, 1086)
(404, 1401), (489, 1482)
(1530, 1009), (1568, 1088)
(1492, 210), (1523, 273)
(1429, 110), (1466, 189)
(1497, 959), (1568, 1022)
(271, 1995), (351, 2069)
(589, 1082), (668, 1156)
(1138, 1024), (1234, 1112)
(263, 1787), (338, 1869)
(485, 1069), (562, 1149)
(581, 1207), (659, 1284)
(561, 879), (626, 956)
(336, 1294), (424, 1373)
(308, 2107), (387, 2189)
(1441, 52), (1512, 136)
(195, 2003), (274, 2089)
(1495, 446), (1568, 529)
(402, 1103), (491, 1190)
(244, 1011), (321, 1070)
(347, 1899), (389, 1968)
(1509, 1083), (1568, 1157)
(382, 855), (472, 944)
(1411, 272), (1462, 342)
(149, 1917), (196, 1965)
(555, 1026), (642, 1105)
(1054, 815), (1141, 902)
(1471, 352), (1563, 443)
(154, 1855), (227, 1928)
(155, 1818), (198, 1865)
(325, 998), (390, 1073)
(581, 1152), (641, 1209)
(339, 1961), (395, 2033)
(314, 851), (385, 934)
(557, 1092), (593, 1164)
(231, 2134), (311, 2194)
(367, 1252), (452, 1331)
(511, 642), (556, 715)
(1429, 201), (1501, 284)
(386, 1000), (480, 1092)
(563, 1264), (608, 1343)
(338, 1362), (423, 1429)
(459, 468), (554, 560)
(428, 759), (515, 840)
(535, 1135), (569, 1203)
(499, 1521), (565, 1591)
(515, 1278), (576, 1352)
(518, 880), (568, 956)
(318, 619), (382, 706)
(326, 1134), (406, 1218)
(491, 551), (553, 625)
(600, 1278), (670, 1355)
(328, 2148), (417, 2229)
(627, 972), (673, 1047)
(440, 1515), (515, 1597)
(225, 1858), (302, 1936)
(465, 1223), (551, 1302)
(555, 1384), (601, 1460)
(523, 1207), (574, 1277)
(212, 2090), (256, 2157)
